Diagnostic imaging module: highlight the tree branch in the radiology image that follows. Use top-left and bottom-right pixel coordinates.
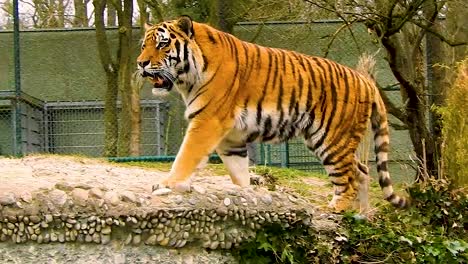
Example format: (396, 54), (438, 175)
(377, 83), (408, 124)
(93, 0), (117, 73)
(411, 18), (468, 47)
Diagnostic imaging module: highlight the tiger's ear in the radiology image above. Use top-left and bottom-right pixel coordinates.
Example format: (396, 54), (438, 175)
(144, 23), (153, 31)
(177, 15), (193, 38)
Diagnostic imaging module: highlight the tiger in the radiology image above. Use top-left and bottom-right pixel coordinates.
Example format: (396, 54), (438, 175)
(137, 16), (408, 212)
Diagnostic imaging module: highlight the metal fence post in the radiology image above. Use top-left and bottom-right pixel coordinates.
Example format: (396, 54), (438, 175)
(13, 0), (22, 156)
(280, 142), (290, 168)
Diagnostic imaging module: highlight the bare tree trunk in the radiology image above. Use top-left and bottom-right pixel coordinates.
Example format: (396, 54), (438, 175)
(73, 0), (89, 27)
(130, 73), (143, 155)
(208, 0), (235, 33)
(107, 3), (117, 26)
(381, 25), (438, 179)
(115, 0), (134, 156)
(446, 0), (468, 69)
(57, 0), (65, 27)
(94, 0), (119, 157)
(426, 16), (446, 176)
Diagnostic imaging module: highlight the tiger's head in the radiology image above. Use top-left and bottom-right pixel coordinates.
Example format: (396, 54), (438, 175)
(137, 16), (202, 93)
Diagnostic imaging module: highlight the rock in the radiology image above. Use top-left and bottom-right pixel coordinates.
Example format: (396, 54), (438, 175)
(192, 185), (206, 194)
(49, 189), (68, 206)
(159, 237), (169, 246)
(101, 234), (111, 245)
(156, 233), (165, 242)
(261, 194), (273, 205)
(223, 198), (231, 206)
(103, 191), (120, 205)
(0, 192), (16, 205)
(146, 234), (157, 245)
(210, 241), (219, 250)
(19, 191), (33, 203)
(45, 214), (53, 223)
(288, 195), (298, 203)
(188, 198), (197, 205)
(152, 188), (172, 196)
(89, 188), (104, 199)
(71, 188), (89, 206)
(132, 234), (141, 245)
(74, 183), (92, 190)
(101, 226), (112, 235)
(174, 182), (191, 192)
(29, 215), (41, 223)
(121, 191), (137, 203)
(174, 195), (184, 204)
(55, 182), (74, 191)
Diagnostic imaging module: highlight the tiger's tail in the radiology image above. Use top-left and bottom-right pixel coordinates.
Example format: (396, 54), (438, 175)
(357, 54), (409, 208)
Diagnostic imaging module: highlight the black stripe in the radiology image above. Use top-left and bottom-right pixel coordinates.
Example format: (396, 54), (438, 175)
(288, 54), (296, 78)
(202, 54), (208, 72)
(313, 60), (338, 149)
(187, 84), (194, 94)
(188, 62), (221, 106)
(277, 76), (284, 111)
(188, 104), (208, 119)
(334, 184), (349, 195)
(385, 193), (396, 202)
(225, 148), (248, 157)
(271, 50), (280, 92)
(246, 132), (260, 143)
(328, 171), (345, 177)
(263, 116), (272, 135)
(288, 89), (296, 114)
(379, 177), (392, 188)
(173, 40), (182, 63)
(257, 49), (273, 125)
(331, 181), (348, 186)
(317, 65), (351, 158)
(357, 162), (368, 174)
(187, 89), (207, 107)
(183, 42), (190, 72)
(377, 161), (389, 172)
(375, 142), (389, 153)
(206, 29), (217, 44)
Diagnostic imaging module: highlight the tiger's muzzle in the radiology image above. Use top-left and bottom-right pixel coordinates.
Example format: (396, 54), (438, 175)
(141, 70), (175, 91)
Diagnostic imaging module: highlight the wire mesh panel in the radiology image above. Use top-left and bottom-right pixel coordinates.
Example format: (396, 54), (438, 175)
(259, 139), (325, 173)
(20, 97), (45, 153)
(0, 99), (13, 156)
(44, 100), (169, 157)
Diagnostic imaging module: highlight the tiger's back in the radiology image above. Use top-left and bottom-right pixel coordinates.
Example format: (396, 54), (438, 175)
(137, 16), (408, 211)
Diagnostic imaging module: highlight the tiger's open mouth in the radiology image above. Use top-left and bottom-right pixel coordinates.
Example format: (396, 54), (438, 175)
(142, 71), (174, 91)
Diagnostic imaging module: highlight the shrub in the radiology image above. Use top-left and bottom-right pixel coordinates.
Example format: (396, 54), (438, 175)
(439, 59), (468, 187)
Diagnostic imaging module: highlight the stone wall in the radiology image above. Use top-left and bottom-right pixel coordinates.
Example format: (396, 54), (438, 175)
(0, 155), (333, 263)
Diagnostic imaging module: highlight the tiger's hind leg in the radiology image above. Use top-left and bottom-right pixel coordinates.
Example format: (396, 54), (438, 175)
(306, 140), (358, 211)
(325, 158), (359, 212)
(216, 138), (250, 187)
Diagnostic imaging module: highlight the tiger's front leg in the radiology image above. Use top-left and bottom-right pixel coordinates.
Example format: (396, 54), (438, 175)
(156, 118), (230, 192)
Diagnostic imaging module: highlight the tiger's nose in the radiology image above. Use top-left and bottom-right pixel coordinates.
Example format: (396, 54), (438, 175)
(138, 60), (150, 68)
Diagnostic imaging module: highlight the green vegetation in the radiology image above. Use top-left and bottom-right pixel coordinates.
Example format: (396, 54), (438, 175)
(232, 173), (468, 264)
(438, 59), (468, 187)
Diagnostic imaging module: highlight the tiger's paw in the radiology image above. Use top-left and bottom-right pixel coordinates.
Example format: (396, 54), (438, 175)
(328, 195), (354, 213)
(152, 177), (191, 194)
